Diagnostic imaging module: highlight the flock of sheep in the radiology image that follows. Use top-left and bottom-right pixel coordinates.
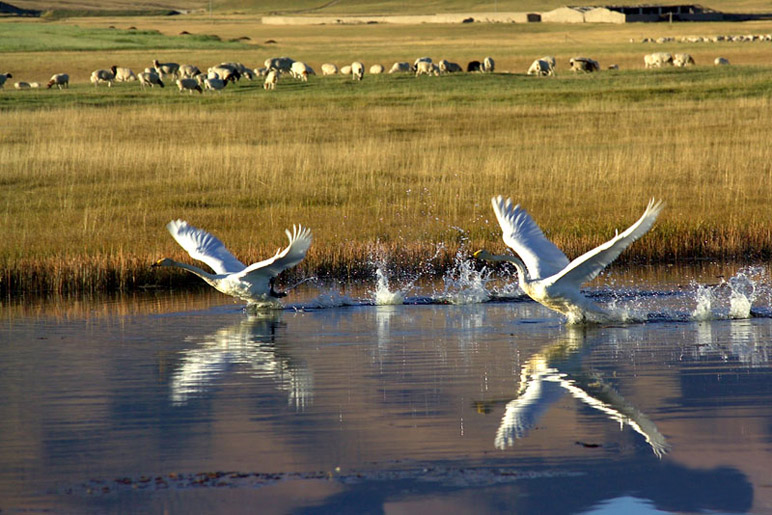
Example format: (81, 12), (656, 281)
(638, 33), (772, 43)
(0, 49), (736, 92)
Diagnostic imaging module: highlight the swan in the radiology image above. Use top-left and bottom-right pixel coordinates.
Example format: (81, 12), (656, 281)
(154, 220), (312, 307)
(475, 196), (663, 323)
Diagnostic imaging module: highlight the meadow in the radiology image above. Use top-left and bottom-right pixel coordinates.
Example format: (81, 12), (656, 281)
(2, 16), (772, 295)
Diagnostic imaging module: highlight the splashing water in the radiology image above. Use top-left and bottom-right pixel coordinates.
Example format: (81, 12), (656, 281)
(728, 268), (762, 319)
(435, 250), (491, 305)
(373, 268), (406, 306)
(691, 284), (716, 321)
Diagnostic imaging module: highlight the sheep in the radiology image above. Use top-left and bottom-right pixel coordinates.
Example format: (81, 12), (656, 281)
(644, 52), (673, 68)
(321, 63), (338, 76)
(608, 64), (619, 70)
(527, 59), (554, 76)
(204, 77), (228, 92)
(110, 65), (137, 82)
(47, 73), (69, 89)
(714, 57), (730, 65)
(413, 57), (432, 70)
(369, 64), (384, 75)
(340, 65), (352, 75)
(569, 57), (600, 73)
(415, 61), (439, 76)
(138, 70), (164, 88)
(219, 62), (254, 80)
(389, 62), (411, 74)
(265, 57), (295, 72)
(673, 53), (695, 67)
(264, 69), (279, 90)
(208, 65), (240, 83)
(467, 60), (482, 72)
(290, 61), (311, 81)
(438, 60), (462, 73)
(176, 78), (202, 94)
(540, 56), (557, 71)
(178, 64), (201, 79)
(0, 72), (12, 89)
(29, 82), (40, 88)
(483, 56), (495, 73)
(90, 69), (115, 87)
(254, 67), (269, 77)
(14, 81), (31, 89)
(351, 61), (365, 80)
(153, 59), (180, 79)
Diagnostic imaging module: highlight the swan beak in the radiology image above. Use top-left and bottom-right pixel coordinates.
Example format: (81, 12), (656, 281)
(473, 250), (484, 259)
(151, 259), (163, 267)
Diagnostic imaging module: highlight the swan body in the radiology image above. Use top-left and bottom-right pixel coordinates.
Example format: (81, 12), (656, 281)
(154, 220), (312, 307)
(475, 196), (663, 323)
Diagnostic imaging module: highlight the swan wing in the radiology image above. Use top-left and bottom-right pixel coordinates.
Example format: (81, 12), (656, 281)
(491, 196), (570, 280)
(237, 225), (312, 280)
(166, 220), (246, 275)
(554, 198), (663, 287)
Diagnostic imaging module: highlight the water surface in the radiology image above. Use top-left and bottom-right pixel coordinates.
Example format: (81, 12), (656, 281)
(1, 263), (771, 513)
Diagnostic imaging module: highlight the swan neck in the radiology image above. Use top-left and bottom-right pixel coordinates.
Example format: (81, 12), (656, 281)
(496, 254), (529, 283)
(170, 260), (217, 282)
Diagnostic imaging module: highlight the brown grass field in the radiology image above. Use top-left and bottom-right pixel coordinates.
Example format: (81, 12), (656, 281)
(3, 13), (772, 296)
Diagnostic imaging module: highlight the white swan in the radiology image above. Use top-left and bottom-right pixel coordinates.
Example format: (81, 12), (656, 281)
(475, 196), (663, 323)
(154, 220), (312, 307)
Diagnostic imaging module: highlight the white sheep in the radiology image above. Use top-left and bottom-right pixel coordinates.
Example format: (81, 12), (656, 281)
(369, 64), (384, 74)
(176, 78), (202, 94)
(673, 53), (695, 67)
(110, 65), (137, 82)
(254, 67), (269, 77)
(178, 64), (201, 79)
(29, 82), (40, 88)
(714, 57), (730, 65)
(388, 62), (410, 74)
(90, 69), (115, 87)
(321, 63), (338, 76)
(569, 57), (600, 73)
(527, 59), (554, 76)
(540, 56), (557, 71)
(0, 72), (12, 89)
(14, 82), (31, 89)
(483, 56), (495, 73)
(414, 57), (432, 70)
(438, 59), (462, 73)
(644, 52), (673, 68)
(340, 65), (352, 75)
(264, 69), (279, 90)
(208, 65), (240, 82)
(138, 70), (164, 88)
(47, 73), (69, 89)
(351, 61), (365, 80)
(290, 61), (311, 81)
(265, 57), (295, 72)
(415, 60), (439, 76)
(204, 77), (228, 92)
(153, 59), (180, 78)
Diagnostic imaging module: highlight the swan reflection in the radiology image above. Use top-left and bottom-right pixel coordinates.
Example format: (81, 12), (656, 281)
(491, 328), (670, 458)
(170, 312), (313, 410)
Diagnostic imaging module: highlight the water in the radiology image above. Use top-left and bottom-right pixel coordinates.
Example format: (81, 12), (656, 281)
(1, 262), (772, 513)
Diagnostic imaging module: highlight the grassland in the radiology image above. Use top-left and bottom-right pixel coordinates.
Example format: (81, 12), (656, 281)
(2, 18), (772, 296)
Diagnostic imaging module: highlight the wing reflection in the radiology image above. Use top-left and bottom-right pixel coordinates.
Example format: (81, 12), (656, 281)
(494, 328), (670, 458)
(170, 313), (313, 410)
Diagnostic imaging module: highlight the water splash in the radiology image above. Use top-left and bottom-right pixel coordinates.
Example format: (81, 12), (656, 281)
(373, 268), (406, 306)
(691, 283), (716, 321)
(435, 249), (491, 305)
(728, 268), (763, 319)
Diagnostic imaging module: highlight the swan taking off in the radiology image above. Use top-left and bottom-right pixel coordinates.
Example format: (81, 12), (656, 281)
(475, 196), (663, 323)
(154, 220), (312, 307)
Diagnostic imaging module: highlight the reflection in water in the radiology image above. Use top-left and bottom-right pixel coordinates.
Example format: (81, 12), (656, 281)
(494, 328), (670, 457)
(693, 319), (771, 367)
(170, 312), (313, 410)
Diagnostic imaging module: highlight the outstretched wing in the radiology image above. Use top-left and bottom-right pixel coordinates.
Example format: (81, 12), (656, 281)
(237, 225), (312, 280)
(491, 196), (570, 280)
(554, 198), (663, 287)
(166, 220), (246, 275)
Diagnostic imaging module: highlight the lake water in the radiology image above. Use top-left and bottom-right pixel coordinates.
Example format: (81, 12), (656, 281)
(1, 261), (771, 514)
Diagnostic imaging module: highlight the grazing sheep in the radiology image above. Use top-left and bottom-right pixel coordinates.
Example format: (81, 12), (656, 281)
(438, 60), (462, 73)
(340, 65), (352, 75)
(413, 57), (432, 70)
(673, 53), (695, 67)
(178, 64), (202, 79)
(290, 61), (312, 81)
(527, 59), (554, 76)
(208, 65), (240, 83)
(110, 65), (137, 82)
(138, 70), (164, 88)
(714, 57), (730, 65)
(483, 56), (495, 73)
(47, 73), (69, 89)
(264, 69), (279, 90)
(0, 72), (12, 89)
(219, 62), (254, 80)
(351, 61), (365, 80)
(569, 57), (600, 73)
(14, 82), (31, 89)
(415, 61), (439, 76)
(29, 82), (40, 88)
(254, 67), (269, 77)
(265, 57), (295, 72)
(607, 64), (619, 70)
(204, 77), (228, 92)
(153, 59), (180, 78)
(176, 78), (202, 94)
(467, 60), (482, 72)
(389, 62), (411, 74)
(90, 69), (115, 87)
(321, 63), (338, 76)
(644, 52), (673, 68)
(369, 64), (384, 75)
(540, 56), (557, 71)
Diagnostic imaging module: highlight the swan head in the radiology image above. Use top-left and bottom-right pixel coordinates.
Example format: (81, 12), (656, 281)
(473, 249), (495, 261)
(152, 257), (175, 268)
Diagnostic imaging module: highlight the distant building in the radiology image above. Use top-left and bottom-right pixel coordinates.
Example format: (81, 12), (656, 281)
(541, 4), (724, 23)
